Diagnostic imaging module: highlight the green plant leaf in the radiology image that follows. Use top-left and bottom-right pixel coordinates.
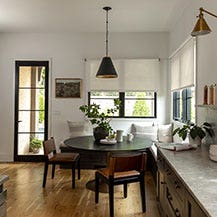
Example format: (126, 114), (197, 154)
(172, 128), (180, 136)
(181, 130), (187, 140)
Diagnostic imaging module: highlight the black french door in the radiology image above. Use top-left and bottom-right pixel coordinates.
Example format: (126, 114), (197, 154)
(14, 61), (49, 161)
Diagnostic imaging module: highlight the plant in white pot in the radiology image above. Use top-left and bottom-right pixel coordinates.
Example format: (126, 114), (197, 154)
(173, 122), (215, 146)
(30, 137), (42, 153)
(79, 99), (121, 142)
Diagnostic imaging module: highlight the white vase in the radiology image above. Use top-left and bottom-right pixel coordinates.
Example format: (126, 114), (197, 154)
(188, 135), (202, 146)
(116, 130), (124, 143)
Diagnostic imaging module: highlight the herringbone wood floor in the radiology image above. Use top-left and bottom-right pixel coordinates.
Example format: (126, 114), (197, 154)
(0, 163), (160, 217)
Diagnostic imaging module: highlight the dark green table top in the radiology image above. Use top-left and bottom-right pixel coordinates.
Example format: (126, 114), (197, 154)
(64, 136), (153, 152)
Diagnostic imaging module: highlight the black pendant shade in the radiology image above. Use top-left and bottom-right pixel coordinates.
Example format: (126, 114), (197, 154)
(96, 57), (118, 78)
(96, 6), (118, 78)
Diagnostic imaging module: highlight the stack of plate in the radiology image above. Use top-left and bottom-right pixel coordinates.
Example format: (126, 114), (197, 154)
(100, 139), (117, 145)
(209, 145), (217, 162)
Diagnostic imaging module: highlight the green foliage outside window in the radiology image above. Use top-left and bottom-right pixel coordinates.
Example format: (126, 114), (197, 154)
(38, 68), (45, 124)
(132, 92), (150, 116)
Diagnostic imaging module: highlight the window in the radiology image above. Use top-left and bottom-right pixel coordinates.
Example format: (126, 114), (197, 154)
(173, 87), (195, 123)
(173, 91), (181, 121)
(88, 91), (119, 116)
(89, 91), (157, 118)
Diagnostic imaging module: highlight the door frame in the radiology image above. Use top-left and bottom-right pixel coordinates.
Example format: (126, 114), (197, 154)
(14, 60), (49, 162)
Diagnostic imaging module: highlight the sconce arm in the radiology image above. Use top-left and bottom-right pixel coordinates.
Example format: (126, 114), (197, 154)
(200, 7), (217, 19)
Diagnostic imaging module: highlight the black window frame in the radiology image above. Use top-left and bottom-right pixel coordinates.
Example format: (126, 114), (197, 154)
(88, 91), (157, 118)
(173, 91), (181, 121)
(173, 87), (194, 123)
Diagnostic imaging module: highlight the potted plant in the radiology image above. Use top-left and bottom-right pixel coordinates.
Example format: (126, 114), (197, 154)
(79, 99), (121, 142)
(173, 122), (215, 145)
(30, 137), (42, 153)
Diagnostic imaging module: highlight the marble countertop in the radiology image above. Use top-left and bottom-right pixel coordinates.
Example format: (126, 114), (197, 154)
(158, 144), (217, 217)
(0, 175), (9, 186)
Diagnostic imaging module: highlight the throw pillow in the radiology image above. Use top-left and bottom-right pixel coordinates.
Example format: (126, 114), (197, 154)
(67, 120), (92, 138)
(157, 124), (173, 143)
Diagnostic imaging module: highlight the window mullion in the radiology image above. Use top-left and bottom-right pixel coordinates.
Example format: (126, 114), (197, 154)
(154, 92), (157, 118)
(119, 92), (124, 117)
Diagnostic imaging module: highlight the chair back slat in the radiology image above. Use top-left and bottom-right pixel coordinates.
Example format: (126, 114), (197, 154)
(43, 137), (56, 156)
(108, 152), (147, 176)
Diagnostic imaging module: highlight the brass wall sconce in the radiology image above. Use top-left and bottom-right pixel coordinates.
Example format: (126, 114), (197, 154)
(191, 7), (217, 36)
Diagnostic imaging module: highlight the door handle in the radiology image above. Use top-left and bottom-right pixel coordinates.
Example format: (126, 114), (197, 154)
(17, 120), (22, 123)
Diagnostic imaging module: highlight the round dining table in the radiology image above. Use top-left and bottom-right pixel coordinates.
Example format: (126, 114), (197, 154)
(63, 135), (153, 169)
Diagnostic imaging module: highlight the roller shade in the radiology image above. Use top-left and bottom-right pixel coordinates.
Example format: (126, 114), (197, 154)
(170, 38), (195, 91)
(86, 59), (160, 91)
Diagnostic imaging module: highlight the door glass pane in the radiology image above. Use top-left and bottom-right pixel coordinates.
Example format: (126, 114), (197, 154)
(19, 66), (45, 88)
(19, 89), (45, 110)
(18, 111), (45, 133)
(18, 133), (44, 155)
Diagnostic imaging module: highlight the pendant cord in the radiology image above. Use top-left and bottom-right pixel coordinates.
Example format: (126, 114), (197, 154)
(106, 9), (109, 56)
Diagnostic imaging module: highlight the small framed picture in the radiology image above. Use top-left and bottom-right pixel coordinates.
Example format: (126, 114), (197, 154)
(55, 78), (82, 98)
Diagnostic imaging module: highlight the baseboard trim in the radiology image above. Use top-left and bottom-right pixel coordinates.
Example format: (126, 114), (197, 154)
(0, 154), (13, 162)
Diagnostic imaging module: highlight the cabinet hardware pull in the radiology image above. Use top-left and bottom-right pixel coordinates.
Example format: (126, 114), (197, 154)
(160, 181), (166, 185)
(167, 194), (172, 201)
(175, 208), (181, 217)
(175, 185), (180, 189)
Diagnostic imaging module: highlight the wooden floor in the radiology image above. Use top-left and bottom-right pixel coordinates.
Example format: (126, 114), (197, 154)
(0, 163), (160, 217)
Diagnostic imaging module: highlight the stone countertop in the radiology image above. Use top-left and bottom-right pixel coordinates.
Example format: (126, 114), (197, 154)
(158, 144), (217, 217)
(0, 175), (9, 186)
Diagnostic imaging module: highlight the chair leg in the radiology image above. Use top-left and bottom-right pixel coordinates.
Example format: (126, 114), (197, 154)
(72, 165), (75, 189)
(124, 183), (127, 198)
(95, 172), (99, 203)
(42, 162), (48, 188)
(109, 183), (114, 217)
(139, 174), (146, 212)
(77, 158), (80, 180)
(52, 164), (56, 179)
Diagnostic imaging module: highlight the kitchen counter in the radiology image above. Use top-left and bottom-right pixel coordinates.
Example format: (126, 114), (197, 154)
(0, 175), (9, 217)
(0, 175), (9, 186)
(158, 144), (217, 217)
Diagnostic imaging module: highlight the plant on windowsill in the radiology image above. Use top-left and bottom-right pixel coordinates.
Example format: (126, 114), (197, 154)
(79, 99), (121, 142)
(30, 137), (42, 153)
(172, 121), (215, 146)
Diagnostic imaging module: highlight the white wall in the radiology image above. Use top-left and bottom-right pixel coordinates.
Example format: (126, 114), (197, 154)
(169, 1), (217, 142)
(0, 32), (169, 161)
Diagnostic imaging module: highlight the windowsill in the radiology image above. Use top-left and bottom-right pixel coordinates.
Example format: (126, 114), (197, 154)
(111, 118), (157, 121)
(196, 104), (217, 110)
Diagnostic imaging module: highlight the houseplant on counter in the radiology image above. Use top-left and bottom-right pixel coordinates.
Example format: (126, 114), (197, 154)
(79, 99), (121, 142)
(172, 121), (215, 145)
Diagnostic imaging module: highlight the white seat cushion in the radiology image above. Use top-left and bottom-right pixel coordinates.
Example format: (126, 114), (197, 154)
(131, 124), (158, 141)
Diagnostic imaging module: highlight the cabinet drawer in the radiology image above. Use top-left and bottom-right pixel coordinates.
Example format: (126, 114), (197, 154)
(0, 202), (6, 217)
(186, 193), (207, 217)
(166, 186), (183, 217)
(166, 173), (184, 202)
(157, 152), (164, 172)
(0, 189), (7, 206)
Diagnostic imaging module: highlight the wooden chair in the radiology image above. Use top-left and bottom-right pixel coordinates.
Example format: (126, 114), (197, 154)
(95, 152), (147, 217)
(42, 137), (80, 188)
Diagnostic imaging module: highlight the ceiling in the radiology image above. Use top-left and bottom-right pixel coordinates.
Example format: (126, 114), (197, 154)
(0, 0), (190, 33)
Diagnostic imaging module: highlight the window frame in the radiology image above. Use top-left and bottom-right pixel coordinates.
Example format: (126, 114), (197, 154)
(88, 91), (157, 118)
(172, 87), (194, 123)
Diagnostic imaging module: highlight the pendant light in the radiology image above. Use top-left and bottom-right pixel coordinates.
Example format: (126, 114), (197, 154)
(96, 6), (118, 78)
(191, 7), (217, 37)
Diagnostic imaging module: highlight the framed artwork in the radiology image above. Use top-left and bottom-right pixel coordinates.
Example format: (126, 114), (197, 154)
(55, 78), (82, 98)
